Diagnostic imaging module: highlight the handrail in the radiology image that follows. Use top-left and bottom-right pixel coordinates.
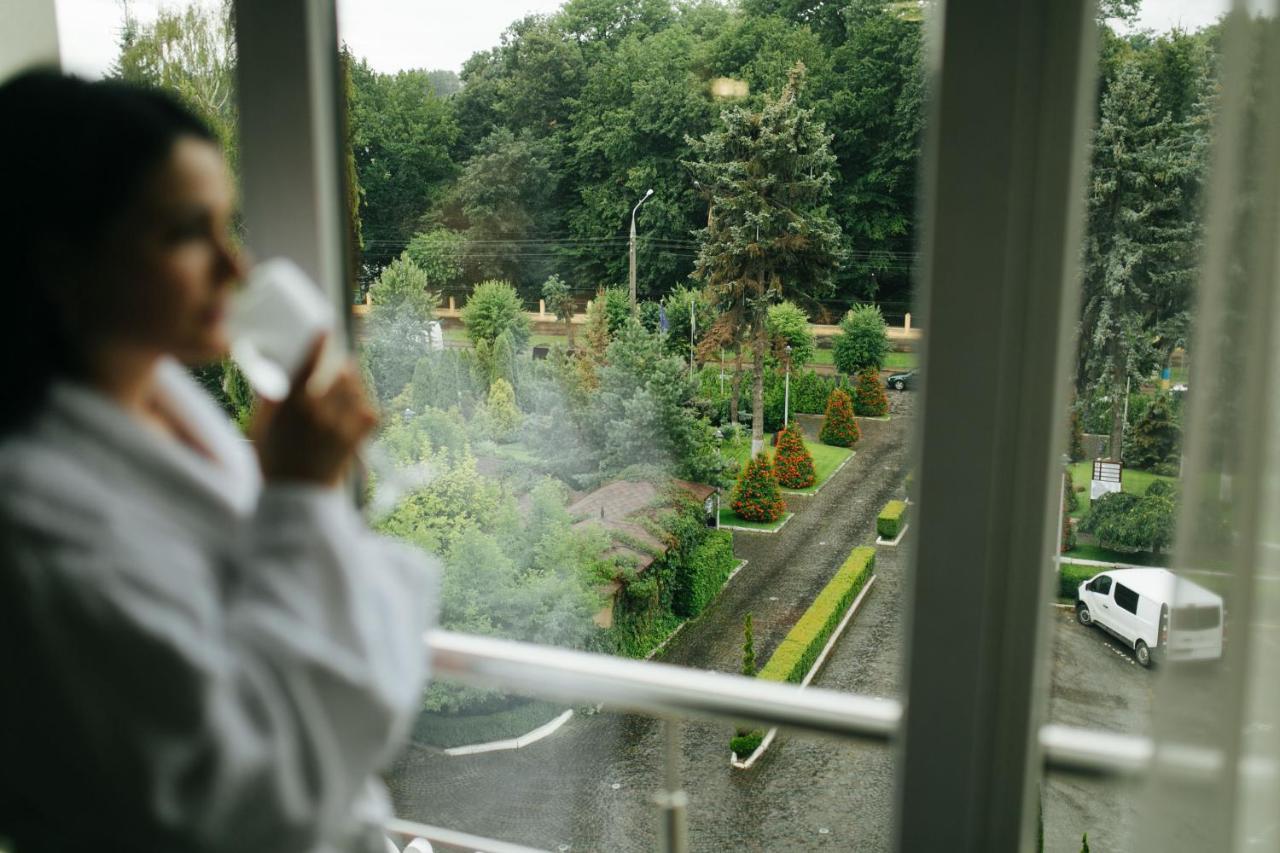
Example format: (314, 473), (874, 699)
(425, 630), (1259, 783)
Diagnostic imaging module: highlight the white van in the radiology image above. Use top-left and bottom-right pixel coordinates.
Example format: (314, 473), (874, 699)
(1075, 568), (1224, 667)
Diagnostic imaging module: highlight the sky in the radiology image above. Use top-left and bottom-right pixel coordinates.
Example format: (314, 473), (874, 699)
(55, 0), (1234, 80)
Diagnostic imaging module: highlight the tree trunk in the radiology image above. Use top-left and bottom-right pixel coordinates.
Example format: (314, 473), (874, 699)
(751, 320), (766, 457)
(1109, 340), (1127, 463)
(730, 344), (743, 425)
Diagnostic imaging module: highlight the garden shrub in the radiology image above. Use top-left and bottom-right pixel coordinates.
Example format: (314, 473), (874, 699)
(731, 730), (764, 758)
(461, 279), (531, 350)
(877, 500), (907, 539)
(765, 300), (816, 369)
(757, 547), (876, 685)
(820, 388), (860, 447)
(672, 529), (736, 617)
(1080, 483), (1177, 554)
(731, 454), (786, 523)
(485, 378), (522, 442)
(1124, 392), (1181, 471)
(853, 367), (889, 417)
(832, 303), (889, 375)
(774, 423), (817, 489)
(1059, 562), (1096, 600)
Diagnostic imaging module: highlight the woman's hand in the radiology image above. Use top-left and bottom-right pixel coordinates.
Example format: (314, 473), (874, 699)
(251, 336), (378, 488)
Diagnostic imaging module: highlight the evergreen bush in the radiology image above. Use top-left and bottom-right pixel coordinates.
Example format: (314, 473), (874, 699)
(731, 454), (786, 523)
(461, 280), (531, 351)
(731, 730), (764, 758)
(672, 530), (736, 617)
(853, 367), (889, 417)
(832, 303), (889, 374)
(820, 388), (860, 447)
(774, 423), (817, 489)
(486, 378), (522, 442)
(877, 500), (907, 539)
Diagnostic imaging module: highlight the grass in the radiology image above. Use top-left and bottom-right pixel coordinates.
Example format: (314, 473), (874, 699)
(718, 507), (794, 531)
(411, 699), (566, 749)
(441, 327), (562, 348)
(808, 349), (917, 371)
(1062, 543), (1166, 566)
(1066, 461), (1177, 520)
(720, 432), (853, 495)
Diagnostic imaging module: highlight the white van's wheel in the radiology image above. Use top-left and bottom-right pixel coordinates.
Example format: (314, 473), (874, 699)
(1076, 603), (1092, 626)
(1135, 640), (1152, 668)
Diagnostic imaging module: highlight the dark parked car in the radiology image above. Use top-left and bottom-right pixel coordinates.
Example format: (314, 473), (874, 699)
(886, 369), (917, 391)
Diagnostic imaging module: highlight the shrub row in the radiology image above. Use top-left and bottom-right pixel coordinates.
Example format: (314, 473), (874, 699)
(1059, 562), (1096, 601)
(758, 546), (877, 685)
(877, 500), (908, 540)
(673, 530), (737, 618)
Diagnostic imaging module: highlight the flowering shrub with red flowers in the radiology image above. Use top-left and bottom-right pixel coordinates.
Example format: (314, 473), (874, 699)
(774, 423), (816, 489)
(731, 453), (786, 523)
(820, 388), (860, 447)
(853, 368), (889, 417)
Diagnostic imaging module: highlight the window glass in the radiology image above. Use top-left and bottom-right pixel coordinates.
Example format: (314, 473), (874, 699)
(1091, 575), (1112, 594)
(1171, 605), (1220, 631)
(1114, 584), (1139, 615)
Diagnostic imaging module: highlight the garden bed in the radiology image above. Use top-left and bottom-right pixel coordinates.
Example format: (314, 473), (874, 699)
(1066, 461), (1176, 520)
(718, 508), (794, 533)
(721, 433), (853, 495)
(412, 699), (568, 750)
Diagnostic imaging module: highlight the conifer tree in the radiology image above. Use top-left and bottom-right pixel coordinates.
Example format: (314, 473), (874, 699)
(853, 367), (889, 417)
(820, 388), (860, 447)
(741, 612), (757, 677)
(731, 454), (786, 523)
(774, 422), (816, 489)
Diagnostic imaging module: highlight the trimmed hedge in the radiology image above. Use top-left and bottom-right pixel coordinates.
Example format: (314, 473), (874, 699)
(758, 546), (876, 685)
(731, 730), (764, 758)
(1059, 562), (1096, 601)
(673, 530), (736, 618)
(877, 500), (908, 540)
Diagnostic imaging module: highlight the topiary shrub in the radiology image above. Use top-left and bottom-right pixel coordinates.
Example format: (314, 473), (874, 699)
(731, 454), (786, 523)
(853, 367), (889, 417)
(731, 730), (764, 758)
(877, 500), (907, 539)
(774, 423), (816, 489)
(1059, 562), (1096, 600)
(820, 388), (860, 447)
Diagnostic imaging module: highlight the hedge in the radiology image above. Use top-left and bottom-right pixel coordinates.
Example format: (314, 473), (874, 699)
(1059, 562), (1096, 601)
(757, 546), (876, 685)
(673, 530), (736, 618)
(877, 500), (908, 540)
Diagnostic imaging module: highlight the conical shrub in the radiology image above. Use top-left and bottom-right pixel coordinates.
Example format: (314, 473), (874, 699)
(853, 367), (889, 417)
(774, 423), (816, 489)
(731, 453), (786, 523)
(820, 388), (860, 447)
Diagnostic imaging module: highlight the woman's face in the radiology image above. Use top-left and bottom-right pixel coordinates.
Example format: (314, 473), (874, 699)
(78, 136), (244, 366)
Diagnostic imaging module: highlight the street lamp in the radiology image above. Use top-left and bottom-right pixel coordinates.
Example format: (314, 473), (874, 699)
(784, 344), (793, 428)
(629, 188), (654, 313)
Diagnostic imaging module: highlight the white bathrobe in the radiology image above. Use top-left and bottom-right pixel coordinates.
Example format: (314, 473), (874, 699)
(0, 358), (438, 853)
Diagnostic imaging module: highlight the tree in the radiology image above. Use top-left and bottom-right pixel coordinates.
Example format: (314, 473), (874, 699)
(542, 275), (576, 346)
(853, 367), (889, 417)
(833, 303), (889, 375)
(774, 422), (816, 489)
(405, 228), (466, 292)
(1125, 393), (1181, 471)
(1081, 832), (1091, 853)
(361, 256), (438, 404)
(687, 63), (844, 457)
(367, 254), (437, 322)
(741, 612), (757, 677)
(765, 301), (815, 369)
(1069, 404), (1087, 462)
(662, 284), (716, 361)
(485, 378), (523, 442)
(820, 388), (860, 447)
(461, 280), (531, 351)
(1080, 481), (1178, 555)
(731, 453), (786, 523)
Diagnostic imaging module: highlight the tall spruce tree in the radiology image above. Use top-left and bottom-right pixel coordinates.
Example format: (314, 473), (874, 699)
(686, 63), (844, 456)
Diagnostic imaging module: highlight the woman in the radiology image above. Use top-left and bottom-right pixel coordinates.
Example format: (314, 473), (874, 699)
(0, 72), (436, 852)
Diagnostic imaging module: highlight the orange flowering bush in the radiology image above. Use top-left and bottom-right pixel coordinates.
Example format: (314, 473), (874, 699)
(853, 368), (889, 417)
(731, 453), (786, 523)
(820, 388), (860, 447)
(774, 423), (816, 489)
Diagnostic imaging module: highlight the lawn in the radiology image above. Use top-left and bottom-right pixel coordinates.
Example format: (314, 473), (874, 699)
(721, 432), (852, 495)
(1065, 461), (1177, 520)
(411, 699), (567, 749)
(809, 349), (917, 371)
(718, 507), (794, 532)
(1061, 543), (1165, 566)
(442, 326), (562, 348)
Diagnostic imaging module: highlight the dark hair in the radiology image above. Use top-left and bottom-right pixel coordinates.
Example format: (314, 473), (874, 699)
(0, 70), (217, 434)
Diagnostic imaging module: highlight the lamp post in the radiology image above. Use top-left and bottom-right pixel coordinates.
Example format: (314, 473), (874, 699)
(784, 344), (792, 428)
(629, 188), (654, 314)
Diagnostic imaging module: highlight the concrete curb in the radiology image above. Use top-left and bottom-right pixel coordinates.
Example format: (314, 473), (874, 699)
(721, 512), (795, 534)
(644, 561), (750, 661)
(782, 451), (856, 497)
(855, 414), (892, 422)
(442, 709), (574, 757)
(731, 574), (879, 770)
(875, 523), (909, 547)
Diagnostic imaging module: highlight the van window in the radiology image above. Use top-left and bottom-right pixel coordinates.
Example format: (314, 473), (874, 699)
(1090, 575), (1112, 594)
(1173, 606), (1221, 631)
(1114, 583), (1140, 614)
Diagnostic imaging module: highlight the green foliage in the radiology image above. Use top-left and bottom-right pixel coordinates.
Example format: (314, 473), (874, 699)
(1080, 481), (1179, 554)
(600, 287), (632, 335)
(1081, 832), (1090, 853)
(765, 301), (816, 369)
(412, 699), (563, 749)
(662, 284), (715, 359)
(731, 453), (786, 523)
(774, 423), (816, 489)
(877, 500), (907, 540)
(542, 274), (575, 327)
(730, 730), (764, 758)
(853, 367), (889, 416)
(833, 304), (889, 375)
(374, 452), (502, 555)
(1059, 563), (1096, 600)
(1124, 393), (1181, 471)
(461, 280), (532, 350)
(1069, 405), (1086, 462)
(368, 253), (438, 322)
(741, 612), (757, 677)
(405, 228), (466, 291)
(407, 350), (486, 414)
(757, 546), (875, 684)
(486, 378), (522, 442)
(820, 388), (860, 447)
(1064, 468), (1080, 513)
(673, 530), (736, 618)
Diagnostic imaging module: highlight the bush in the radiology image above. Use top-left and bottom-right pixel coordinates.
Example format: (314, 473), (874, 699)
(877, 500), (907, 539)
(774, 423), (817, 489)
(832, 303), (889, 375)
(731, 454), (786, 523)
(461, 280), (531, 350)
(766, 301), (816, 369)
(853, 367), (889, 417)
(757, 546), (876, 685)
(1059, 562), (1095, 600)
(485, 378), (522, 442)
(1125, 393), (1181, 470)
(1080, 483), (1177, 554)
(1068, 405), (1086, 462)
(673, 530), (736, 618)
(731, 730), (765, 758)
(791, 369), (842, 414)
(820, 388), (860, 447)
